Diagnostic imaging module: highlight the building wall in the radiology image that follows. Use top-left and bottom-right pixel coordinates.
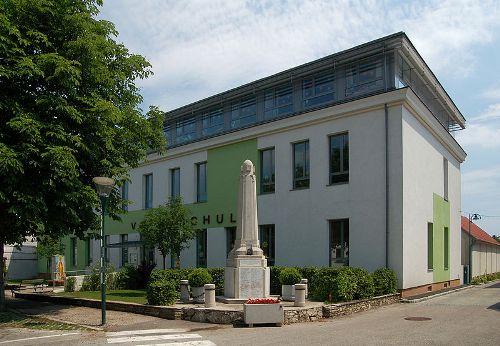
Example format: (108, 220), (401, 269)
(4, 243), (38, 280)
(472, 242), (500, 277)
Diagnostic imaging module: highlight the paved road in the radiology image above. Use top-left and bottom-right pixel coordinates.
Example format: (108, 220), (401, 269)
(1, 282), (499, 345)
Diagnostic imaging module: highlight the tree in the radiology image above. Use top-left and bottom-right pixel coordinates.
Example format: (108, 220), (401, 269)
(138, 196), (195, 269)
(36, 236), (66, 273)
(493, 235), (500, 243)
(0, 0), (165, 311)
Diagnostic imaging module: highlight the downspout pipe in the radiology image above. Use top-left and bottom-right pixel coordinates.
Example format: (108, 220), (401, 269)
(385, 103), (389, 268)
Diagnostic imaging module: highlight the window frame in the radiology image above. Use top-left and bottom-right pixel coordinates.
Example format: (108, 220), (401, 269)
(444, 227), (449, 270)
(303, 71), (335, 108)
(196, 162), (207, 203)
(427, 222), (434, 271)
(259, 224), (275, 266)
(329, 219), (349, 266)
(292, 140), (310, 189)
(260, 147), (275, 194)
(144, 174), (153, 209)
(345, 57), (384, 97)
(230, 97), (257, 129)
(329, 132), (349, 184)
(264, 84), (293, 120)
(226, 227), (236, 258)
(121, 181), (129, 211)
(175, 117), (197, 144)
(170, 167), (180, 198)
(202, 108), (224, 136)
(196, 229), (207, 268)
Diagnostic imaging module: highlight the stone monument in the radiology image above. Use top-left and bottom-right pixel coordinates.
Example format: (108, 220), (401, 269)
(224, 160), (270, 301)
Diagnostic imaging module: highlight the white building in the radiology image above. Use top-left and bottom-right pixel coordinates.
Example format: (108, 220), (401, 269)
(71, 33), (466, 297)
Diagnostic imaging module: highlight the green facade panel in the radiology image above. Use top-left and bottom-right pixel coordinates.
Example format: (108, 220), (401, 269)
(432, 193), (450, 283)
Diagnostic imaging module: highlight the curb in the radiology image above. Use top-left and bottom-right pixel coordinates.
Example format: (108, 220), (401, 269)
(401, 285), (474, 303)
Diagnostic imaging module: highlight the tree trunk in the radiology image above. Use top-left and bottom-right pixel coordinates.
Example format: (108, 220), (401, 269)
(0, 242), (5, 312)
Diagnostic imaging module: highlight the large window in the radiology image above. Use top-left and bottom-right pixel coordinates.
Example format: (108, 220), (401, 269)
(303, 72), (335, 108)
(329, 133), (349, 184)
(259, 225), (275, 266)
(144, 174), (153, 209)
(260, 148), (275, 193)
(121, 234), (128, 267)
(226, 227), (236, 257)
(196, 162), (207, 202)
(444, 227), (449, 270)
(231, 97), (256, 129)
(345, 58), (383, 97)
(196, 229), (207, 268)
(163, 126), (172, 147)
(293, 141), (310, 189)
(71, 238), (77, 266)
(202, 108), (224, 136)
(264, 84), (293, 120)
(175, 117), (197, 144)
(170, 168), (180, 198)
(121, 181), (128, 211)
(427, 223), (433, 270)
(330, 219), (349, 266)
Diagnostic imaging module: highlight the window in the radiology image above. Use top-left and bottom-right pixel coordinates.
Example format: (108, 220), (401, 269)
(444, 227), (449, 270)
(121, 181), (128, 211)
(175, 117), (197, 144)
(264, 84), (293, 120)
(121, 234), (128, 267)
(170, 168), (180, 198)
(231, 97), (256, 129)
(259, 225), (275, 266)
(196, 229), (207, 267)
(163, 126), (172, 147)
(303, 72), (335, 108)
(86, 238), (92, 266)
(330, 219), (349, 266)
(144, 174), (153, 209)
(443, 157), (448, 201)
(260, 148), (275, 193)
(345, 58), (383, 97)
(293, 141), (310, 189)
(427, 223), (433, 270)
(104, 235), (110, 263)
(196, 162), (207, 202)
(71, 238), (77, 266)
(202, 108), (224, 136)
(329, 133), (349, 184)
(226, 227), (236, 257)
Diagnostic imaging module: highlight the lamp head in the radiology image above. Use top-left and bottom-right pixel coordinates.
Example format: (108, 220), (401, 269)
(92, 177), (115, 197)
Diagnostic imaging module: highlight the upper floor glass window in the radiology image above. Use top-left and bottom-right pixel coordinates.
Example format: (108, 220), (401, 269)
(170, 168), (180, 198)
(293, 140), (310, 189)
(345, 58), (383, 97)
(144, 174), (153, 209)
(264, 84), (293, 120)
(175, 117), (196, 144)
(196, 162), (207, 202)
(303, 72), (335, 108)
(121, 181), (129, 211)
(260, 148), (275, 193)
(202, 108), (224, 136)
(329, 133), (349, 184)
(163, 126), (172, 147)
(231, 97), (256, 129)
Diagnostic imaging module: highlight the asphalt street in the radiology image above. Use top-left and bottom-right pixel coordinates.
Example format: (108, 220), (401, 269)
(0, 282), (499, 345)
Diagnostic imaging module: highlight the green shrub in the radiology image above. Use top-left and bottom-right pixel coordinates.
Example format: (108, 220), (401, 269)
(114, 265), (142, 290)
(147, 279), (179, 305)
(64, 277), (76, 292)
(188, 268), (212, 287)
(310, 267), (340, 301)
(270, 266), (285, 295)
(279, 267), (302, 285)
(333, 267), (357, 302)
(150, 268), (191, 290)
(471, 275), (487, 285)
(80, 263), (115, 291)
(486, 273), (495, 282)
(207, 268), (224, 292)
(372, 268), (398, 295)
(352, 267), (375, 300)
(297, 267), (318, 286)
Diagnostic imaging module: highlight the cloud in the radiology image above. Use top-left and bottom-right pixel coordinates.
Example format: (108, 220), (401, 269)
(480, 88), (500, 100)
(462, 165), (500, 195)
(455, 103), (500, 148)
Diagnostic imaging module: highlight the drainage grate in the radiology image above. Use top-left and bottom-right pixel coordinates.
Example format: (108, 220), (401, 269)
(404, 317), (432, 321)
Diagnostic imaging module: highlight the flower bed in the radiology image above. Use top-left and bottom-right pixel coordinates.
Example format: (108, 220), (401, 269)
(244, 298), (283, 327)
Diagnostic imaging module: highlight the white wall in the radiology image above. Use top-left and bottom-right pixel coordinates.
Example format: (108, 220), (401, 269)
(4, 244), (38, 280)
(472, 242), (500, 276)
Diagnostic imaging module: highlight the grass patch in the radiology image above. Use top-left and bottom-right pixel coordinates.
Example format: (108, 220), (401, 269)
(57, 289), (147, 304)
(0, 311), (83, 331)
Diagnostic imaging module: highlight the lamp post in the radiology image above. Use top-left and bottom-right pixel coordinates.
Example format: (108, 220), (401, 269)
(468, 213), (481, 284)
(93, 176), (115, 326)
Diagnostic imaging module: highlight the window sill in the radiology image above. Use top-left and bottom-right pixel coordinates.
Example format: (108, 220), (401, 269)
(326, 182), (349, 187)
(290, 187), (310, 191)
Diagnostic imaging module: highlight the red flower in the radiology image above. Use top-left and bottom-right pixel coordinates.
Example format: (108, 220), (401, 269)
(245, 298), (280, 304)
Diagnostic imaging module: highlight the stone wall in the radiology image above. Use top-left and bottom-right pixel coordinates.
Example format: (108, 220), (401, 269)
(284, 306), (323, 324)
(322, 293), (400, 318)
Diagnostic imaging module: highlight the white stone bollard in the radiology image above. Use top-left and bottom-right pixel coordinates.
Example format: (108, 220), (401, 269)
(204, 284), (216, 308)
(300, 278), (308, 299)
(180, 280), (190, 303)
(294, 283), (306, 307)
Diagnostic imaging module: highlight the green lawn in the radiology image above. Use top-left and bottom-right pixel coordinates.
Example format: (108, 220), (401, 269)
(0, 311), (84, 331)
(57, 289), (147, 304)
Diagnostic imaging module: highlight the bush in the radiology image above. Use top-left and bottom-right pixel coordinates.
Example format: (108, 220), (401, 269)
(64, 276), (76, 292)
(188, 268), (212, 287)
(297, 267), (319, 286)
(207, 268), (224, 292)
(270, 266), (285, 295)
(310, 267), (340, 301)
(279, 267), (302, 285)
(471, 275), (487, 285)
(147, 279), (179, 305)
(150, 268), (191, 290)
(486, 273), (496, 282)
(372, 268), (398, 295)
(80, 263), (115, 291)
(333, 267), (357, 302)
(351, 267), (375, 300)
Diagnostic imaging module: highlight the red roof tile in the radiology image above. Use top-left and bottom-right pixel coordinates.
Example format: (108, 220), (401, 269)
(461, 216), (500, 247)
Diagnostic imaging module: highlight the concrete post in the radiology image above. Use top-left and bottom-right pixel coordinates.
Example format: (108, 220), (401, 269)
(180, 280), (190, 303)
(204, 284), (216, 308)
(300, 278), (308, 299)
(294, 284), (306, 307)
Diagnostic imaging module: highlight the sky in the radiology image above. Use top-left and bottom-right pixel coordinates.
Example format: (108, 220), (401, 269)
(99, 0), (500, 235)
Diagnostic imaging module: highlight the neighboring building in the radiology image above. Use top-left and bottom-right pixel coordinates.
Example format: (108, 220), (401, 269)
(4, 241), (38, 280)
(43, 32), (467, 297)
(461, 216), (500, 279)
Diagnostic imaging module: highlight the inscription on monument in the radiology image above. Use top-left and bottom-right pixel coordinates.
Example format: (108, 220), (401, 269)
(239, 268), (264, 298)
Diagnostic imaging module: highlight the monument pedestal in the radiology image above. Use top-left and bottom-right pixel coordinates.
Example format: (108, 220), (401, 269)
(224, 256), (270, 300)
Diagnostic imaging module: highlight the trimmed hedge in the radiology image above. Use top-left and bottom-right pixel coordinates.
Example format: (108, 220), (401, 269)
(149, 268), (224, 291)
(147, 279), (179, 305)
(188, 268), (213, 287)
(279, 267), (302, 285)
(372, 268), (398, 295)
(352, 267), (375, 300)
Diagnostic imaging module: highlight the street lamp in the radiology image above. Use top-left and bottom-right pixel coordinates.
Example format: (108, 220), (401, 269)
(93, 176), (115, 326)
(468, 213), (481, 284)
